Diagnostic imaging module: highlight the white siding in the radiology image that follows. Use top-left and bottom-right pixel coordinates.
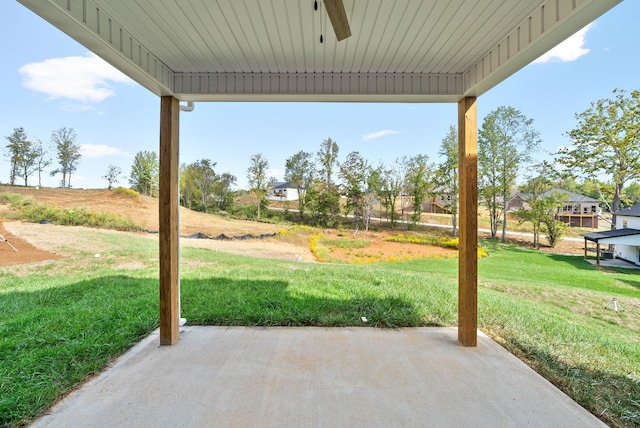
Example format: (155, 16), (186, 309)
(617, 215), (640, 229)
(616, 244), (640, 265)
(614, 213), (640, 264)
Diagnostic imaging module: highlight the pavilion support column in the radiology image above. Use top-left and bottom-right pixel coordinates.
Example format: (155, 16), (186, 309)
(458, 96), (478, 347)
(159, 96), (180, 345)
(584, 238), (587, 260)
(597, 243), (601, 266)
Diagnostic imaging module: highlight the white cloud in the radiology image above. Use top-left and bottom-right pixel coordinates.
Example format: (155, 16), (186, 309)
(534, 23), (593, 64)
(361, 129), (400, 141)
(80, 144), (130, 158)
(19, 52), (132, 103)
(268, 168), (284, 180)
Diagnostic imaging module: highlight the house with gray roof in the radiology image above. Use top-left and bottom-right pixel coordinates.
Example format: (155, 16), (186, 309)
(268, 182), (299, 201)
(507, 188), (602, 228)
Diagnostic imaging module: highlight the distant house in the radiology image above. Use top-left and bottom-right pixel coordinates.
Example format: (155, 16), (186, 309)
(507, 188), (601, 228)
(610, 205), (640, 265)
(267, 182), (299, 201)
(550, 189), (601, 228)
(423, 187), (454, 214)
(506, 192), (529, 212)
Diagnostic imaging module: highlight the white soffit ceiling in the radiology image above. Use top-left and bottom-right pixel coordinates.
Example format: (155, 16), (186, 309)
(17, 0), (622, 102)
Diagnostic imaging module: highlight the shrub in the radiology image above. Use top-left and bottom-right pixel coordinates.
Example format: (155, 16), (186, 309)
(17, 202), (142, 232)
(113, 187), (140, 200)
(309, 233), (326, 262)
(386, 233), (489, 259)
(0, 192), (33, 209)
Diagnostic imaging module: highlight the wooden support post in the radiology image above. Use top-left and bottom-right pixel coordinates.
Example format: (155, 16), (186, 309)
(597, 243), (601, 266)
(458, 96), (478, 347)
(159, 96), (180, 345)
(584, 238), (587, 261)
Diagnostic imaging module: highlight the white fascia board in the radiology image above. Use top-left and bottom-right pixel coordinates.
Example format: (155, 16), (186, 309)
(463, 0), (622, 97)
(18, 0), (174, 96)
(597, 235), (640, 245)
(173, 72), (464, 103)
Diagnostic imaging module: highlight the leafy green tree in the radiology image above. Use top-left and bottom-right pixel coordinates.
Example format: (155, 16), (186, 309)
(284, 150), (315, 222)
(212, 172), (236, 211)
(540, 191), (569, 248)
(50, 127), (82, 188)
(102, 164), (122, 190)
(379, 159), (404, 228)
(340, 151), (368, 232)
(557, 89), (640, 227)
(247, 153), (270, 221)
(129, 150), (159, 196)
(479, 106), (540, 242)
(190, 159), (218, 212)
(435, 125), (459, 237)
(180, 163), (197, 209)
(514, 162), (556, 248)
(578, 179), (613, 213)
(363, 164), (383, 231)
(318, 138), (339, 187)
(405, 154), (434, 226)
(311, 138), (341, 227)
(622, 182), (640, 207)
(4, 127), (36, 186)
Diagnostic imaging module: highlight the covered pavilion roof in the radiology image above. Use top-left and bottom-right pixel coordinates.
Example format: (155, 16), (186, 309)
(583, 228), (640, 244)
(16, 0), (625, 347)
(18, 0), (621, 103)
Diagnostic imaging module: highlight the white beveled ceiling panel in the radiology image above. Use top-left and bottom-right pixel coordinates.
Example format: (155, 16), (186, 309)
(17, 0), (622, 102)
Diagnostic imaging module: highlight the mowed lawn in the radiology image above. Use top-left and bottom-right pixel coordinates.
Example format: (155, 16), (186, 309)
(1, 228), (639, 427)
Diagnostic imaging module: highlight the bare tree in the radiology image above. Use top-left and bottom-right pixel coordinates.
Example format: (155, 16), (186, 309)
(102, 164), (122, 190)
(33, 140), (50, 187)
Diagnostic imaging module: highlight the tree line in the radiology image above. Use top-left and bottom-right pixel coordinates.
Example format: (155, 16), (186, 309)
(244, 89), (640, 246)
(4, 127), (81, 188)
(243, 134), (457, 233)
(126, 150), (238, 214)
(5, 88), (638, 248)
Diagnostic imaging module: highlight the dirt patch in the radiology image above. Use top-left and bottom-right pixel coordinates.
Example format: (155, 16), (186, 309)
(0, 186), (588, 267)
(0, 186), (282, 236)
(181, 237), (315, 262)
(0, 220), (61, 267)
(314, 230), (458, 263)
(498, 233), (585, 256)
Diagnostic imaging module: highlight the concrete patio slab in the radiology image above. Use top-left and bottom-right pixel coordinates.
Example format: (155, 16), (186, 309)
(32, 327), (605, 427)
(586, 258), (640, 269)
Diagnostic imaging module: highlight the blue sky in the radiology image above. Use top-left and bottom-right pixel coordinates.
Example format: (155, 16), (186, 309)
(1, 1), (639, 190)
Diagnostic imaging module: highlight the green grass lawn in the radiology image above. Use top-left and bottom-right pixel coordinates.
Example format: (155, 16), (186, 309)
(1, 229), (639, 427)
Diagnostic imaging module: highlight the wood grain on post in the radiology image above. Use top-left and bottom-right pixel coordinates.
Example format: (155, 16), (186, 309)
(458, 96), (478, 347)
(159, 96), (180, 345)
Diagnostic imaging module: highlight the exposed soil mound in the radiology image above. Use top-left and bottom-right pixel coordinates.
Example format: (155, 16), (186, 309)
(0, 186), (281, 236)
(0, 220), (61, 267)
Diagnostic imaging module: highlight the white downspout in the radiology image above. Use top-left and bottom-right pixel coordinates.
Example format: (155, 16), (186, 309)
(180, 101), (195, 112)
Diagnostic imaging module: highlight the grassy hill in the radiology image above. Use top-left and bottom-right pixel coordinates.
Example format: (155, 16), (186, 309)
(0, 185), (282, 236)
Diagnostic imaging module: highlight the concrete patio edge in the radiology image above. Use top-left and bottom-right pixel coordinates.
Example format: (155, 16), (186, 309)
(31, 327), (606, 427)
